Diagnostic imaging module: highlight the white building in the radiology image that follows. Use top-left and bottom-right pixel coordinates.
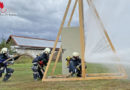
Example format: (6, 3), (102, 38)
(7, 35), (61, 59)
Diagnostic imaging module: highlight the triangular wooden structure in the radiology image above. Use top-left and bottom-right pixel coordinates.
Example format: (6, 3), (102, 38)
(42, 0), (127, 82)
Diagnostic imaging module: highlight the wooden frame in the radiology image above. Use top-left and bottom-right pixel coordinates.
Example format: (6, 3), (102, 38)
(67, 0), (78, 27)
(42, 0), (72, 81)
(42, 0), (127, 82)
(78, 0), (86, 78)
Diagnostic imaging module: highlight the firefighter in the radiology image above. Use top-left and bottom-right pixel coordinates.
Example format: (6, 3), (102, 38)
(32, 48), (51, 80)
(68, 52), (82, 77)
(0, 48), (14, 81)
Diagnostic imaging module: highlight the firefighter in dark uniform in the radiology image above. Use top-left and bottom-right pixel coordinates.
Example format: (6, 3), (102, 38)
(67, 52), (82, 77)
(32, 48), (51, 80)
(0, 48), (14, 81)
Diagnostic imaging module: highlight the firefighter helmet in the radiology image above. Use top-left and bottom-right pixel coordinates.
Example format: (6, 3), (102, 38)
(72, 52), (79, 57)
(1, 47), (8, 54)
(44, 48), (51, 54)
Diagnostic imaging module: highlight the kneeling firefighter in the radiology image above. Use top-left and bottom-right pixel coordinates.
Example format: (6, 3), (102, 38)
(67, 52), (82, 77)
(0, 48), (14, 81)
(32, 48), (51, 80)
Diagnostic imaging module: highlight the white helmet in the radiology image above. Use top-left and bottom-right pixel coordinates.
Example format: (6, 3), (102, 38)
(44, 48), (51, 54)
(72, 52), (79, 57)
(1, 47), (8, 54)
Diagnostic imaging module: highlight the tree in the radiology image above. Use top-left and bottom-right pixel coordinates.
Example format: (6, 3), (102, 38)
(0, 39), (14, 54)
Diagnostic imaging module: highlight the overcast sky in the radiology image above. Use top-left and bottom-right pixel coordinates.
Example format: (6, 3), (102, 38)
(0, 0), (79, 41)
(0, 0), (130, 50)
(83, 0), (130, 50)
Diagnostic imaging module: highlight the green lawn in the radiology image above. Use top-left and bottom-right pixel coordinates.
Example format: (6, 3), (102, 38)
(0, 56), (130, 90)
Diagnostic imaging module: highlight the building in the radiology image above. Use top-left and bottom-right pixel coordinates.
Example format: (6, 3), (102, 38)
(7, 35), (61, 59)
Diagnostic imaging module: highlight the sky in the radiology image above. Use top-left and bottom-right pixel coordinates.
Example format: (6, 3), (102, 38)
(0, 0), (130, 51)
(0, 0), (79, 41)
(84, 0), (130, 50)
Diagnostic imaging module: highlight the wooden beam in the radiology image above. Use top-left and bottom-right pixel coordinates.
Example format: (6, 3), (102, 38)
(67, 0), (78, 27)
(78, 0), (86, 78)
(42, 0), (72, 81)
(50, 73), (125, 77)
(42, 75), (127, 82)
(51, 46), (62, 76)
(87, 73), (123, 76)
(50, 73), (125, 78)
(43, 72), (127, 82)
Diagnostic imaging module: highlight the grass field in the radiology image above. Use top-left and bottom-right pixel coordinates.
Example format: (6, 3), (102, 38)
(0, 56), (130, 90)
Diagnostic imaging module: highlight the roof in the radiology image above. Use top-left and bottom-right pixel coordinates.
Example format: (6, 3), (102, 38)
(7, 35), (61, 49)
